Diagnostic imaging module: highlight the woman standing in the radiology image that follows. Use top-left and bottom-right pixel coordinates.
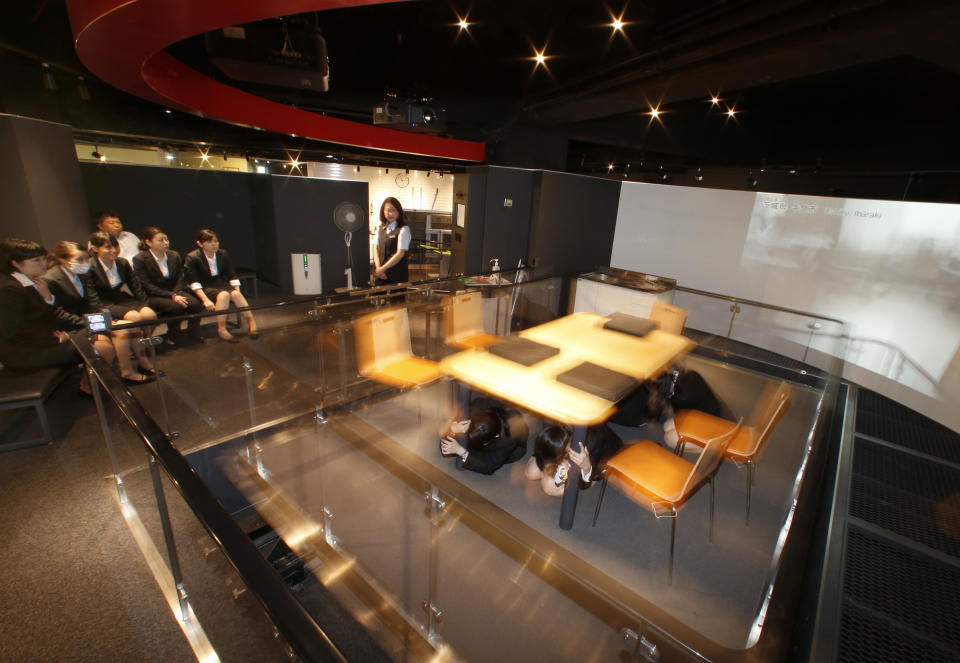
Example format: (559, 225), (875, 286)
(87, 231), (158, 383)
(44, 241), (116, 366)
(372, 197), (410, 285)
(133, 227), (204, 345)
(184, 229), (258, 343)
(0, 238), (84, 370)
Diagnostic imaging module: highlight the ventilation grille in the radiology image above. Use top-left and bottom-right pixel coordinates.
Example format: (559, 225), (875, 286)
(855, 389), (960, 463)
(838, 526), (960, 662)
(850, 436), (960, 559)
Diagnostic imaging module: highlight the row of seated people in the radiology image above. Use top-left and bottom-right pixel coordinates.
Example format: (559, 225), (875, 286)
(0, 228), (258, 389)
(438, 369), (726, 496)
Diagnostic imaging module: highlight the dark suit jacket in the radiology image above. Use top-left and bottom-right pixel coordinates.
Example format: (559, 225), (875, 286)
(184, 248), (237, 289)
(87, 257), (147, 306)
(0, 273), (82, 359)
(43, 265), (100, 316)
(132, 250), (188, 297)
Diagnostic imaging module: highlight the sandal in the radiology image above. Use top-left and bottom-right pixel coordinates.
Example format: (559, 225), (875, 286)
(139, 365), (158, 376)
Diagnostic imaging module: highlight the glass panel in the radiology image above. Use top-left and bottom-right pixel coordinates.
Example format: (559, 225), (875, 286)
(79, 271), (843, 663)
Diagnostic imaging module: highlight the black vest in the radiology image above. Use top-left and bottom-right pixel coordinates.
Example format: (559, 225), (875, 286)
(377, 223), (409, 284)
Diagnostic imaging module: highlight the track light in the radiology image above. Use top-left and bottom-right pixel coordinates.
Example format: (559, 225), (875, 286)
(41, 63), (56, 91)
(695, 168), (704, 183)
(355, 165), (360, 173)
(91, 147), (105, 162)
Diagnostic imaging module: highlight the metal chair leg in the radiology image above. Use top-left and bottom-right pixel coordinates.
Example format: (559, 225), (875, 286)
(668, 517), (676, 586)
(746, 462), (754, 526)
(36, 400), (55, 445)
(709, 477), (715, 542)
(592, 475), (608, 526)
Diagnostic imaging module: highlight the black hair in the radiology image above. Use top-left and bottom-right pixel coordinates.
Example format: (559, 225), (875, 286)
(465, 408), (503, 451)
(88, 231), (119, 250)
(0, 238), (47, 275)
(94, 210), (121, 227)
(140, 226), (165, 251)
(532, 425), (569, 471)
(196, 228), (218, 244)
(379, 197), (405, 227)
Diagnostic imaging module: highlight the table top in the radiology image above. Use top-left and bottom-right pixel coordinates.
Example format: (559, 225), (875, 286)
(440, 312), (694, 425)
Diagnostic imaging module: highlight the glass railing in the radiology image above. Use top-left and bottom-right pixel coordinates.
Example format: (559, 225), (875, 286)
(76, 270), (844, 663)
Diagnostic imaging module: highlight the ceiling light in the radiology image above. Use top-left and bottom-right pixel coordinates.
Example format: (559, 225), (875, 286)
(378, 168), (383, 174)
(355, 165), (360, 173)
(457, 16), (469, 30)
(164, 109), (172, 115)
(165, 152), (175, 161)
(41, 63), (56, 91)
(91, 147), (105, 162)
(291, 159), (301, 168)
(647, 106), (661, 119)
(695, 168), (704, 183)
(607, 163), (614, 171)
(413, 170), (419, 177)
(710, 96), (720, 105)
(201, 153), (210, 161)
(727, 108), (736, 118)
(611, 18), (624, 31)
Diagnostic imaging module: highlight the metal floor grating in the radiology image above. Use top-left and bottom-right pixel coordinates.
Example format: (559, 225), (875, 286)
(837, 526), (960, 663)
(855, 389), (960, 464)
(849, 436), (960, 559)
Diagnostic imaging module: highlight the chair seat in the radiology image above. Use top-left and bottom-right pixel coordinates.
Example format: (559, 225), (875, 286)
(605, 440), (692, 511)
(371, 356), (443, 388)
(0, 366), (70, 404)
(674, 410), (756, 459)
(451, 332), (501, 350)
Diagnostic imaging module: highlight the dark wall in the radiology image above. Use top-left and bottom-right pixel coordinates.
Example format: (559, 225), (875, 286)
(481, 166), (533, 272)
(265, 176), (368, 292)
(528, 171), (621, 278)
(1, 114), (90, 247)
(79, 164), (369, 293)
(463, 172), (486, 275)
(80, 163), (257, 268)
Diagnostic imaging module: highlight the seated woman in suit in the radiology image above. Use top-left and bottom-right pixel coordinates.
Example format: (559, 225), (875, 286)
(44, 241), (116, 366)
(525, 424), (623, 496)
(438, 396), (532, 475)
(0, 238), (88, 389)
(133, 227), (204, 346)
(87, 231), (157, 382)
(184, 229), (258, 343)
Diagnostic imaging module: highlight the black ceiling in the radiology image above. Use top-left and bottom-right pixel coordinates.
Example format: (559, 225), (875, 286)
(2, 0), (960, 188)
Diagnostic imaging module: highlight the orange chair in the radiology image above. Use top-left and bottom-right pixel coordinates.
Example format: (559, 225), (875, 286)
(674, 380), (791, 525)
(593, 420), (743, 585)
(649, 300), (687, 335)
(442, 291), (501, 350)
(354, 307), (443, 390)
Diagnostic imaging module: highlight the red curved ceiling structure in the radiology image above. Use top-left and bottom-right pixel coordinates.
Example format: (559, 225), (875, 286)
(66, 0), (485, 162)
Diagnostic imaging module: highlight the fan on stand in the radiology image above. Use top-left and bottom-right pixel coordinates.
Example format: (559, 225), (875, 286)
(333, 201), (366, 290)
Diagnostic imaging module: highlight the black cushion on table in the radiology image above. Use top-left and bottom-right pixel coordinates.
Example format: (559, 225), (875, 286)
(602, 312), (658, 338)
(555, 361), (639, 402)
(487, 336), (560, 366)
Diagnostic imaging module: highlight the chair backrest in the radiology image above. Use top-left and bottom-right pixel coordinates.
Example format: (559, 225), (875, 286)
(354, 307), (414, 376)
(742, 380), (792, 457)
(650, 301), (688, 335)
(676, 418), (743, 502)
(443, 291), (485, 344)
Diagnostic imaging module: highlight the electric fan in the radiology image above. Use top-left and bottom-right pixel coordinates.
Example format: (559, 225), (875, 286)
(333, 201), (366, 289)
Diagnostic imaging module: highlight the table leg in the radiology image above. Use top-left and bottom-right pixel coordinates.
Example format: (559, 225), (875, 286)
(559, 425), (586, 530)
(458, 383), (471, 418)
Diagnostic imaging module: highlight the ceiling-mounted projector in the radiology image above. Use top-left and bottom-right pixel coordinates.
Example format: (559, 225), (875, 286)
(373, 101), (446, 133)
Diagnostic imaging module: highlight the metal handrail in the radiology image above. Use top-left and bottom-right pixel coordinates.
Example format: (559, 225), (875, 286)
(673, 284), (845, 325)
(72, 335), (352, 663)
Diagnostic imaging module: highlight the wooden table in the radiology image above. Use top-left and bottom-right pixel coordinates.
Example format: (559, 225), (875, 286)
(440, 312), (694, 528)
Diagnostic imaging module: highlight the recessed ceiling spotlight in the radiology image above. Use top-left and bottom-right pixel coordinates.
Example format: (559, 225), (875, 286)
(607, 163), (614, 171)
(727, 108), (737, 118)
(695, 168), (704, 182)
(457, 16), (469, 31)
(164, 109), (172, 115)
(710, 96), (720, 105)
(534, 50), (546, 65)
(647, 105), (662, 119)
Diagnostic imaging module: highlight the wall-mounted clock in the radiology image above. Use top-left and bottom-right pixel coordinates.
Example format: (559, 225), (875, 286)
(395, 172), (410, 188)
